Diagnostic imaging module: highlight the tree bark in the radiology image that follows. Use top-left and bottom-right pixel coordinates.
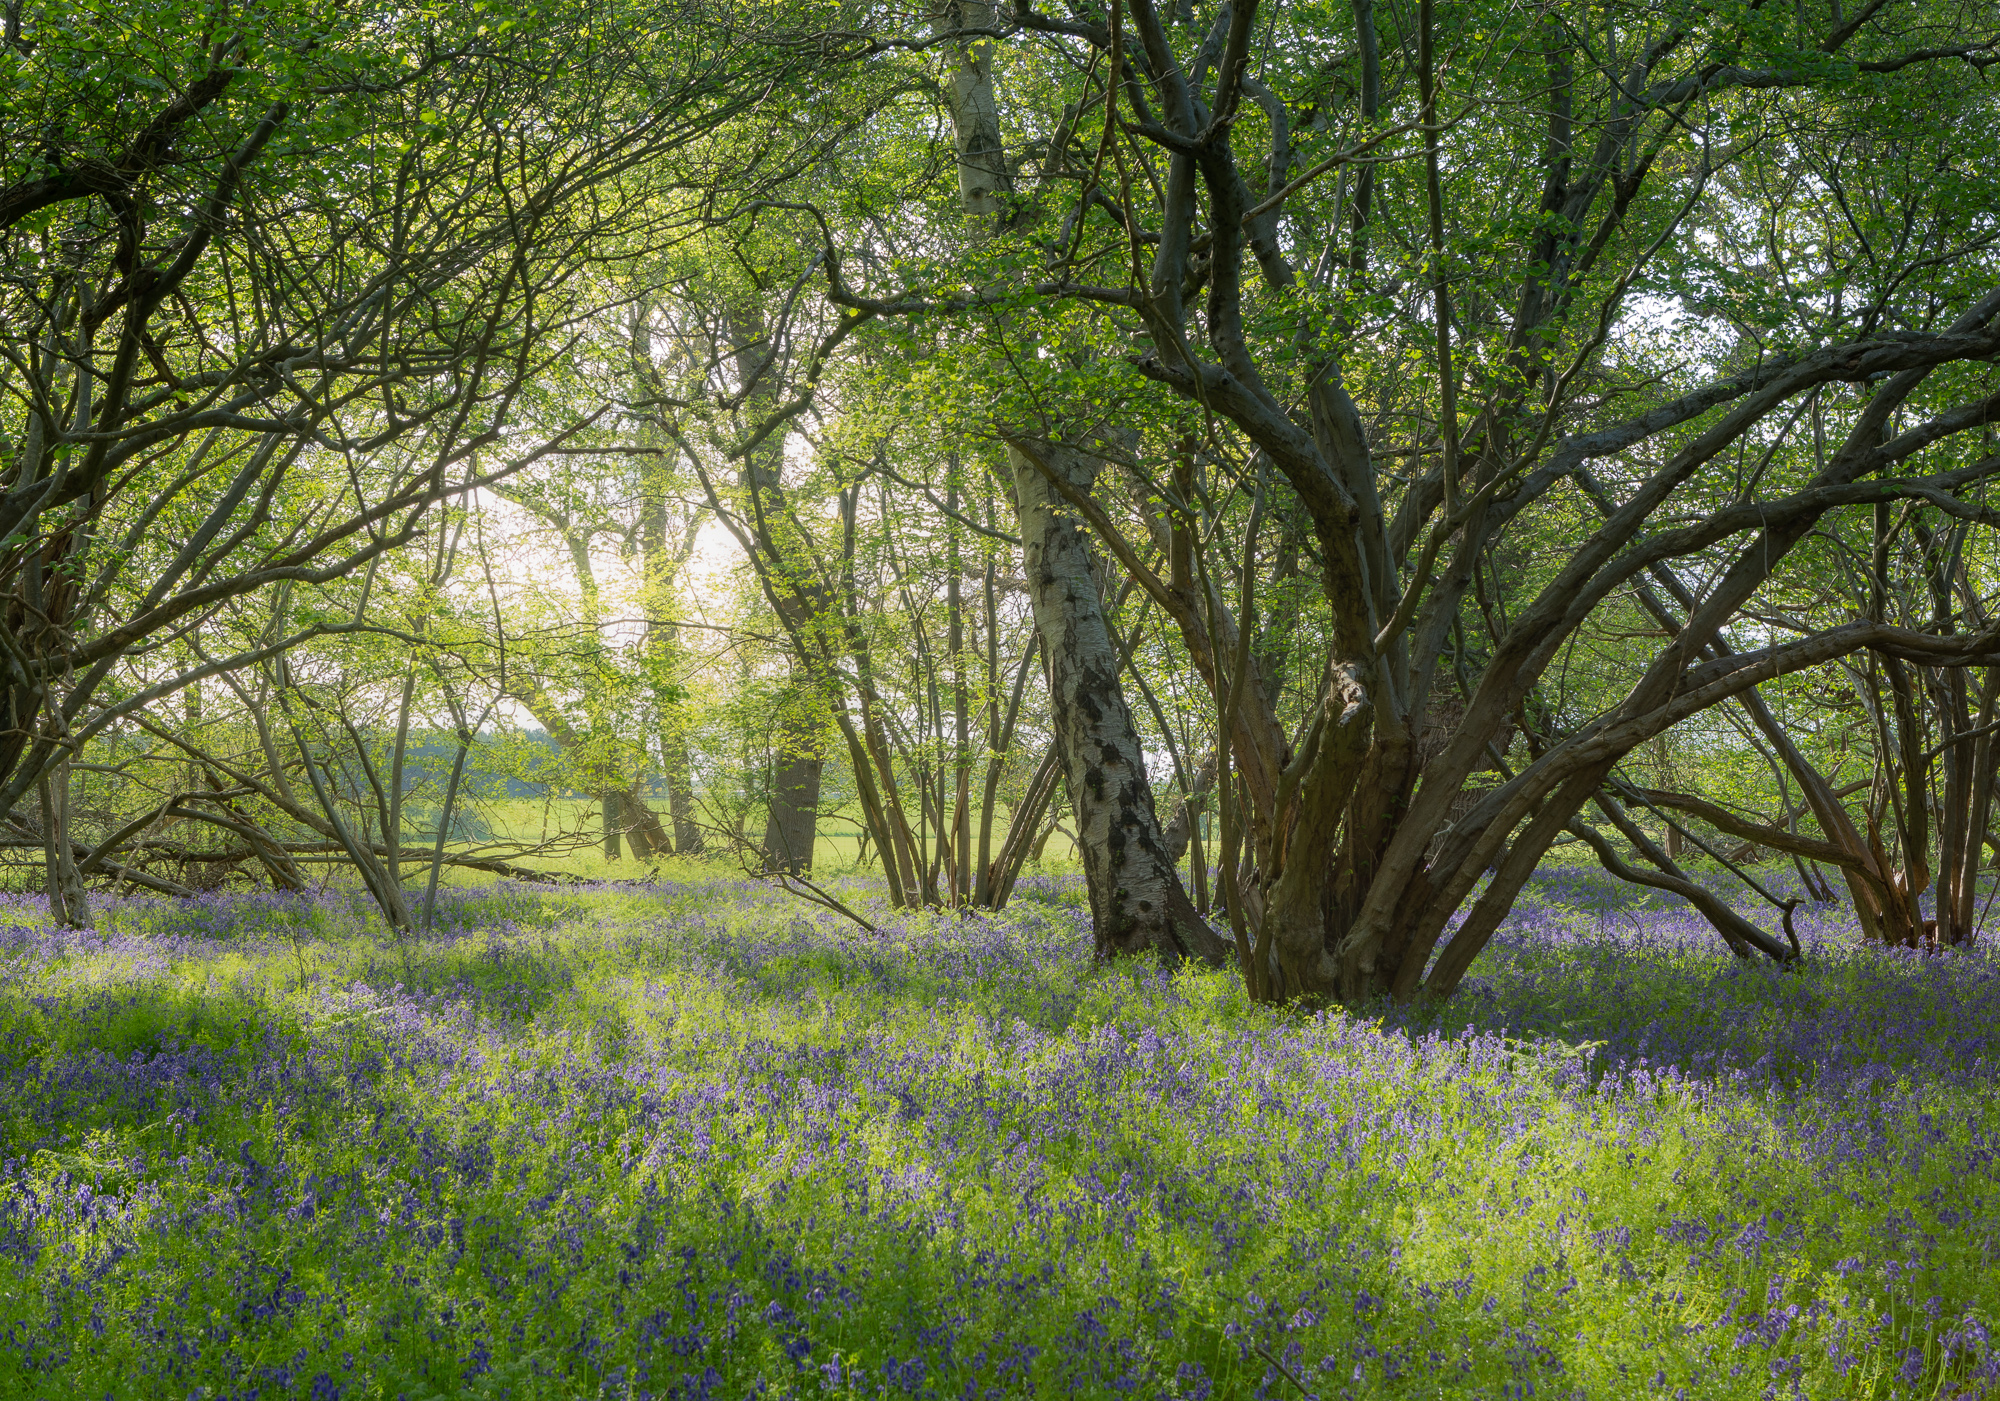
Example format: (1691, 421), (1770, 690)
(39, 763), (92, 930)
(929, 2), (1215, 959)
(759, 714), (822, 875)
(664, 744), (705, 855)
(985, 743), (1062, 909)
(931, 1), (1011, 223)
(602, 789), (623, 861)
(948, 474), (972, 904)
(1010, 442), (1230, 964)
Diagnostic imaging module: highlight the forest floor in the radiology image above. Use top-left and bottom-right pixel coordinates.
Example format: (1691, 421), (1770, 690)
(0, 867), (1995, 1399)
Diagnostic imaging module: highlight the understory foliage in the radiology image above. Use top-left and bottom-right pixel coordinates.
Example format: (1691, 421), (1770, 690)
(0, 874), (1995, 1398)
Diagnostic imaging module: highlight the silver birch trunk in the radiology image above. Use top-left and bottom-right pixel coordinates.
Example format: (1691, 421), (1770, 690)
(930, 4), (1221, 961)
(1010, 445), (1231, 963)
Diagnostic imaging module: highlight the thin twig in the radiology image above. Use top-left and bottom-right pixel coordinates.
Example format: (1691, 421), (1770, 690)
(1252, 1343), (1318, 1399)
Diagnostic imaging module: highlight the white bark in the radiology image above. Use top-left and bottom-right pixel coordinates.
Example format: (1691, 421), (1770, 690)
(1011, 445), (1230, 963)
(931, 1), (1010, 222)
(930, 5), (1218, 961)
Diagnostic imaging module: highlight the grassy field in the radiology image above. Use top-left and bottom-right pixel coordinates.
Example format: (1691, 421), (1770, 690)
(469, 799), (1081, 882)
(0, 867), (1995, 1398)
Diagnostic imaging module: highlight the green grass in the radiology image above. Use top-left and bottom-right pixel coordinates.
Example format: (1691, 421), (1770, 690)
(466, 800), (1080, 882)
(0, 869), (1993, 1398)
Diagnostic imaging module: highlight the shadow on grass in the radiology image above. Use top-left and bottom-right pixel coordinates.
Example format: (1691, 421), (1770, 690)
(1378, 864), (2000, 1096)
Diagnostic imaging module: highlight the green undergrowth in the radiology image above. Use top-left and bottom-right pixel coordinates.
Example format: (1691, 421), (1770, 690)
(0, 873), (1993, 1399)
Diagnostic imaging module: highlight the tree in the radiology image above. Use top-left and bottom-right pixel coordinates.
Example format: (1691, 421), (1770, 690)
(917, 2), (1232, 962)
(829, 0), (2000, 994)
(0, 0), (835, 895)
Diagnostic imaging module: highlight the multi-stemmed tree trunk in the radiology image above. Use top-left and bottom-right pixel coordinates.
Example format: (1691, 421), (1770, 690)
(37, 761), (91, 930)
(1616, 505), (2000, 950)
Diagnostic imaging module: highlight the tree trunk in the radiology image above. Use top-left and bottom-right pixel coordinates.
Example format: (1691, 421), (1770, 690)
(1010, 443), (1229, 964)
(1939, 667), (1999, 944)
(601, 789), (623, 861)
(932, 0), (1010, 223)
(665, 745), (705, 854)
(948, 475), (972, 904)
(759, 716), (821, 875)
(985, 743), (1061, 908)
(974, 547), (1004, 903)
(39, 763), (92, 930)
(929, 3), (1215, 959)
(625, 788), (671, 860)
